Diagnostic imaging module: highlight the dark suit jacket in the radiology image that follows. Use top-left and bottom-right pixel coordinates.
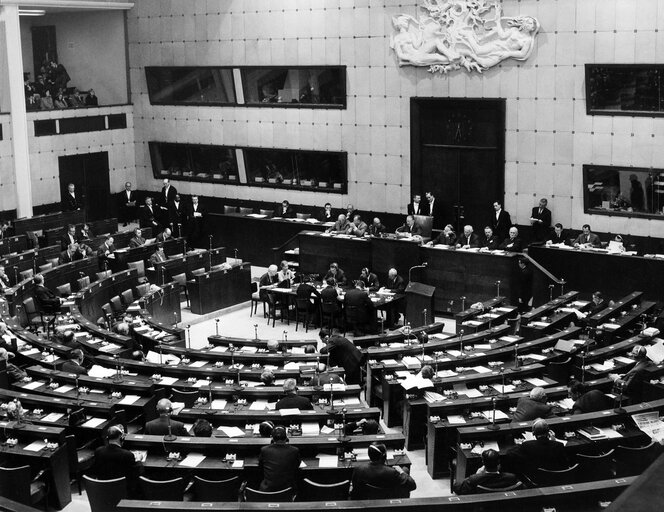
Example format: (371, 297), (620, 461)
(386, 275), (406, 294)
(320, 335), (363, 384)
(275, 394), (313, 411)
(259, 272), (279, 300)
(35, 284), (60, 313)
(504, 438), (568, 475)
(159, 185), (178, 208)
(548, 230), (568, 245)
(343, 289), (375, 329)
(60, 232), (78, 251)
(318, 209), (335, 222)
(149, 251), (167, 266)
(186, 203), (205, 241)
(323, 269), (347, 286)
(492, 209), (512, 240)
(320, 286), (342, 311)
(62, 192), (82, 211)
(61, 360), (88, 375)
(169, 202), (187, 227)
(140, 205), (160, 229)
(481, 234), (500, 250)
(499, 236), (523, 252)
(296, 283), (320, 307)
(118, 190), (137, 222)
(432, 232), (456, 246)
(458, 233), (480, 248)
(144, 416), (188, 436)
(258, 442), (301, 492)
(512, 397), (554, 422)
(396, 223), (422, 236)
(59, 250), (81, 265)
(118, 189), (136, 208)
(92, 444), (141, 484)
(572, 390), (613, 414)
(274, 205), (296, 219)
(427, 199), (442, 228)
(351, 462), (416, 499)
(572, 232), (601, 247)
(129, 236), (145, 248)
(622, 359), (657, 402)
(359, 272), (380, 291)
(453, 471), (519, 495)
(367, 223), (386, 236)
(407, 202), (426, 216)
(155, 232), (171, 243)
(531, 207), (552, 242)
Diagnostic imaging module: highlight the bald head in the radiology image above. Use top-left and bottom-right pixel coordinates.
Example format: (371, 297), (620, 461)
(156, 398), (173, 415)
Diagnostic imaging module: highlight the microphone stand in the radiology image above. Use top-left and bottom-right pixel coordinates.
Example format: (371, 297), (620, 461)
(113, 354), (123, 383)
(215, 318), (220, 336)
(458, 329), (465, 358)
(337, 407), (348, 442)
(75, 375), (82, 406)
(614, 382), (626, 414)
(158, 343), (163, 365)
(206, 377), (214, 415)
(408, 262), (428, 284)
(495, 280), (501, 298)
(50, 349), (56, 372)
(234, 248), (239, 265)
(186, 324), (191, 350)
(514, 342), (520, 369)
(208, 236), (213, 270)
(487, 397), (499, 430)
(498, 366), (506, 397)
(460, 296), (466, 312)
(423, 308), (428, 327)
(581, 351), (586, 384)
(253, 324), (258, 340)
(163, 414), (177, 442)
(314, 356), (322, 390)
(173, 311), (177, 328)
(549, 284), (554, 302)
(13, 267), (18, 286)
(560, 279), (566, 296)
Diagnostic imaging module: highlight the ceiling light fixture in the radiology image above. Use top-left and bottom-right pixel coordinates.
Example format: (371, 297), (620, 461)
(18, 9), (46, 16)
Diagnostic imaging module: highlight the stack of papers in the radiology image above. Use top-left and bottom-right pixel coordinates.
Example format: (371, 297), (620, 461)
(88, 365), (117, 378)
(447, 415), (466, 424)
(179, 453), (206, 467)
(217, 426), (245, 438)
(301, 422), (320, 436)
(423, 391), (444, 402)
(317, 455), (339, 468)
(481, 409), (509, 421)
(525, 377), (548, 387)
(249, 400), (269, 411)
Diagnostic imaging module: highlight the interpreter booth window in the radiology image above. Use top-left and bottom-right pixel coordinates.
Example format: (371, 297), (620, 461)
(149, 142), (239, 183)
(583, 165), (664, 218)
(145, 67), (236, 106)
(241, 66), (346, 108)
(585, 64), (664, 117)
(244, 148), (347, 193)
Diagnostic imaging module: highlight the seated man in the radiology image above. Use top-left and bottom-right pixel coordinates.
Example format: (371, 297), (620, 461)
(367, 217), (386, 237)
(0, 348), (27, 382)
(319, 328), (363, 384)
(277, 260), (295, 284)
(567, 380), (613, 414)
(60, 224), (78, 250)
(129, 228), (146, 248)
(61, 349), (88, 375)
(347, 214), (368, 237)
(78, 223), (94, 242)
(258, 426), (301, 492)
(91, 425), (142, 497)
(395, 215), (422, 237)
(480, 226), (500, 250)
(427, 224), (456, 246)
(547, 223), (568, 245)
(343, 280), (376, 335)
(259, 264), (279, 300)
(609, 345), (656, 403)
(327, 214), (351, 234)
(344, 418), (380, 436)
(140, 197), (160, 231)
(350, 443), (416, 499)
(453, 449), (519, 495)
(318, 202), (334, 222)
(156, 227), (172, 243)
(572, 224), (601, 248)
(456, 225), (480, 249)
(512, 387), (554, 421)
(359, 267), (380, 291)
(144, 398), (189, 436)
(34, 273), (63, 314)
(275, 379), (313, 410)
(499, 227), (522, 252)
(60, 243), (82, 265)
(323, 262), (347, 286)
(191, 419), (212, 437)
(503, 419), (568, 477)
(296, 275), (321, 323)
(149, 243), (167, 266)
(260, 370), (275, 386)
(0, 266), (10, 291)
(97, 235), (116, 270)
(274, 200), (295, 219)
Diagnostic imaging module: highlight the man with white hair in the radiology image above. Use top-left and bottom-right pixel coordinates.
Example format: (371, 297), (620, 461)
(259, 264), (279, 301)
(327, 213), (350, 234)
(0, 265), (10, 290)
(456, 225), (479, 249)
(276, 378), (313, 410)
(512, 386), (554, 421)
(144, 398), (188, 436)
(499, 226), (523, 252)
(0, 347), (26, 382)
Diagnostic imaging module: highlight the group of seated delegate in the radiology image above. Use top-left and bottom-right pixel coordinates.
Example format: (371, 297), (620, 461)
(259, 261), (406, 331)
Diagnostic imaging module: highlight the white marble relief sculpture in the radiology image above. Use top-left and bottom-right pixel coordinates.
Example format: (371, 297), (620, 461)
(390, 1), (540, 74)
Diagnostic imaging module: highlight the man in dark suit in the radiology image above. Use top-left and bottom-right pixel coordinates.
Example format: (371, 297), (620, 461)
(407, 194), (426, 216)
(91, 425), (142, 496)
(453, 449), (519, 495)
(148, 244), (167, 266)
(572, 224), (601, 248)
(118, 181), (137, 226)
(62, 183), (82, 211)
(97, 235), (116, 271)
(60, 224), (78, 250)
(425, 191), (442, 229)
(499, 227), (523, 252)
(156, 227), (172, 243)
(274, 200), (296, 219)
(395, 215), (423, 237)
(323, 262), (347, 286)
(318, 202), (335, 222)
(547, 223), (568, 245)
(456, 225), (480, 249)
(351, 443), (416, 499)
(275, 379), (313, 410)
(319, 329), (364, 384)
(258, 426), (301, 492)
(587, 291), (608, 316)
(296, 275), (321, 324)
(78, 224), (93, 242)
(480, 226), (500, 250)
(168, 194), (187, 237)
(428, 224), (457, 246)
(367, 217), (386, 237)
(517, 257), (533, 313)
(568, 380), (612, 414)
(610, 345), (657, 403)
(186, 195), (205, 248)
(491, 201), (511, 241)
(326, 214), (351, 234)
(512, 387), (554, 421)
(504, 420), (568, 477)
(34, 273), (63, 314)
(144, 399), (188, 436)
(60, 243), (82, 265)
(530, 198), (552, 242)
(140, 197), (161, 231)
(129, 228), (145, 248)
(159, 178), (177, 209)
(359, 267), (380, 291)
(259, 265), (279, 301)
(61, 349), (88, 375)
(344, 281), (376, 335)
(0, 266), (10, 291)
(385, 268), (405, 294)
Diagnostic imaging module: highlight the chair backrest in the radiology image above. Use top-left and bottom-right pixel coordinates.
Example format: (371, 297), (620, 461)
(20, 269), (34, 280)
(0, 465), (32, 504)
(615, 442), (662, 477)
(168, 253), (184, 260)
(296, 213), (311, 220)
(345, 305), (362, 322)
(109, 296), (123, 315)
(83, 475), (127, 512)
(298, 478), (350, 501)
(533, 464), (579, 487)
(121, 289), (135, 306)
(224, 205), (237, 214)
(48, 257), (60, 267)
(576, 450), (615, 482)
(546, 357), (572, 384)
(413, 215), (434, 238)
(101, 303), (112, 321)
(170, 388), (200, 407)
(244, 486), (294, 502)
(321, 299), (340, 314)
(127, 260), (145, 277)
(172, 272), (187, 286)
(96, 270), (111, 281)
(192, 475), (241, 501)
(476, 481), (523, 493)
(238, 207), (254, 215)
(191, 267), (206, 277)
(362, 482), (411, 499)
(39, 263), (53, 272)
(259, 209), (274, 216)
(22, 297), (38, 316)
(139, 476), (185, 501)
(56, 283), (72, 297)
(135, 283), (150, 296)
(77, 276), (91, 290)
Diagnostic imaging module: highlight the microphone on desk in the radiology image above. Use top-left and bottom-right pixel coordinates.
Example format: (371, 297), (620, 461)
(487, 397), (499, 430)
(163, 414), (177, 442)
(408, 262), (428, 284)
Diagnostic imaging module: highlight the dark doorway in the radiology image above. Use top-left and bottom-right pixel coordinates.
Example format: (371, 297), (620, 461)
(58, 152), (110, 222)
(411, 98), (506, 233)
(31, 26), (58, 78)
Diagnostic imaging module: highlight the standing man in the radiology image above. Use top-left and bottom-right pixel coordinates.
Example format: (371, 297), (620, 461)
(319, 328), (363, 384)
(343, 281), (376, 335)
(517, 257), (533, 313)
(530, 198), (551, 243)
(169, 194), (186, 238)
(187, 195), (205, 248)
(407, 194), (426, 216)
(159, 178), (177, 209)
(118, 182), (137, 226)
(491, 201), (511, 241)
(425, 191), (441, 228)
(62, 183), (82, 211)
(140, 197), (160, 231)
(383, 268), (406, 328)
(60, 224), (78, 250)
(97, 236), (116, 271)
